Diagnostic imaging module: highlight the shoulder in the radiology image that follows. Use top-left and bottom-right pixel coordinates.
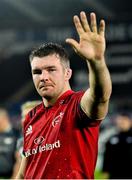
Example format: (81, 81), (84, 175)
(28, 102), (43, 118)
(61, 91), (85, 108)
(23, 102), (43, 126)
(70, 91), (85, 101)
(60, 90), (84, 105)
(72, 90), (85, 96)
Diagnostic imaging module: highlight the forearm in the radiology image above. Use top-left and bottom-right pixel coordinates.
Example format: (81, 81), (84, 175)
(15, 173), (24, 179)
(15, 156), (27, 179)
(87, 57), (112, 102)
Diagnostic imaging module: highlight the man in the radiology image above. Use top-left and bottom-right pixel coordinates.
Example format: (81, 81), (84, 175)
(102, 112), (132, 179)
(11, 100), (41, 178)
(0, 107), (19, 178)
(16, 11), (112, 179)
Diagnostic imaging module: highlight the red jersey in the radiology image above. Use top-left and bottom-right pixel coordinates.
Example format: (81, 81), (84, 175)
(23, 90), (101, 179)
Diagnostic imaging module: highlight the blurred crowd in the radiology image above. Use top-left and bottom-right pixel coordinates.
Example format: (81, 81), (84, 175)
(0, 100), (41, 179)
(0, 102), (132, 179)
(97, 110), (132, 179)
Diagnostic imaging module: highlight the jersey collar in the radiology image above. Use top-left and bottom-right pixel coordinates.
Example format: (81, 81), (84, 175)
(43, 90), (74, 109)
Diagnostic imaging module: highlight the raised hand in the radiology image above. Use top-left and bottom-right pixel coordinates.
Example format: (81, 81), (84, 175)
(66, 11), (106, 61)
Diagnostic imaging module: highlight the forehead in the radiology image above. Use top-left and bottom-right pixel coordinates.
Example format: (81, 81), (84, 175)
(31, 54), (62, 68)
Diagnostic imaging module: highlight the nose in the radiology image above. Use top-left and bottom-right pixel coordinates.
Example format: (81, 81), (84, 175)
(40, 70), (49, 82)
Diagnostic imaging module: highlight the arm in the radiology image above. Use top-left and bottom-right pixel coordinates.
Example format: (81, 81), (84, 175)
(15, 156), (27, 179)
(11, 151), (22, 179)
(66, 11), (112, 120)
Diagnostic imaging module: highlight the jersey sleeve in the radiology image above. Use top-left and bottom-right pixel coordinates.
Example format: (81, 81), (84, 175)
(73, 91), (102, 127)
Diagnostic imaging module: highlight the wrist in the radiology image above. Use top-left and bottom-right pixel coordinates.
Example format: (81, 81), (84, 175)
(87, 57), (106, 69)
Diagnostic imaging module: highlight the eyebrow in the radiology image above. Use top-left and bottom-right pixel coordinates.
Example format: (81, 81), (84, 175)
(32, 65), (58, 74)
(33, 65), (57, 70)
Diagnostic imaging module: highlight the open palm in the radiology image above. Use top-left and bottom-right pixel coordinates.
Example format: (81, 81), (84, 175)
(66, 12), (106, 61)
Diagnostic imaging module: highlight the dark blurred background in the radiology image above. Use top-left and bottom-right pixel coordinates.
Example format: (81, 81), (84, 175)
(0, 1), (132, 178)
(0, 0), (132, 114)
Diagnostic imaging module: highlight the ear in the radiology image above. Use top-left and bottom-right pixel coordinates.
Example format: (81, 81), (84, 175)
(65, 68), (72, 81)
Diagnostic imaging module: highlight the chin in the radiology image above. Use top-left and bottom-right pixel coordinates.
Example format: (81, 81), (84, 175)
(40, 92), (54, 100)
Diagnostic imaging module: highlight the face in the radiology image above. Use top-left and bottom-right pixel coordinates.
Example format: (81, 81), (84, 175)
(116, 115), (132, 131)
(31, 54), (71, 101)
(0, 111), (10, 132)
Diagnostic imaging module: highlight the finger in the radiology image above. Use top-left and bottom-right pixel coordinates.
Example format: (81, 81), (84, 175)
(90, 12), (97, 33)
(66, 38), (80, 51)
(80, 11), (90, 32)
(99, 19), (105, 37)
(73, 15), (84, 35)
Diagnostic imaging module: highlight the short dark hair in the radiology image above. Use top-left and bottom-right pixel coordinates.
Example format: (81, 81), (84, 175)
(29, 42), (70, 68)
(117, 111), (132, 120)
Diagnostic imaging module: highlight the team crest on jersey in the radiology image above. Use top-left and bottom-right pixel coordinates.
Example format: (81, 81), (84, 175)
(52, 112), (64, 127)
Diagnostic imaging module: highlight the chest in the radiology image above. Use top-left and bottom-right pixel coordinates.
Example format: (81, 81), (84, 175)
(24, 105), (76, 154)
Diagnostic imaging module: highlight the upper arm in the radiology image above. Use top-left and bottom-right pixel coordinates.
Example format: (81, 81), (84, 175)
(80, 89), (109, 120)
(15, 156), (27, 179)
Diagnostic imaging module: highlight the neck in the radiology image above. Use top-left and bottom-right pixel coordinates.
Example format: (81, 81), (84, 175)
(43, 85), (71, 107)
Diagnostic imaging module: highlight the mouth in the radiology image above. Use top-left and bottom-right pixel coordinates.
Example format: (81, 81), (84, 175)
(39, 84), (53, 89)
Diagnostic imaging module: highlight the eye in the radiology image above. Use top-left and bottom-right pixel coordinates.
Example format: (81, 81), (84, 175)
(32, 69), (42, 75)
(48, 68), (56, 72)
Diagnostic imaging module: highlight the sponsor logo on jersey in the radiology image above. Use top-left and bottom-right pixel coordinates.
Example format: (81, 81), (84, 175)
(25, 140), (60, 157)
(26, 125), (32, 136)
(52, 112), (64, 127)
